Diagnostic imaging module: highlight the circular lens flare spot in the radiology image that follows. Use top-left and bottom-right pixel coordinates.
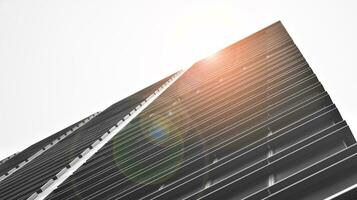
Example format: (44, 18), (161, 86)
(112, 113), (184, 186)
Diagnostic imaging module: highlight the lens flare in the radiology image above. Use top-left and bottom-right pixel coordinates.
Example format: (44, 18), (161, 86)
(112, 113), (184, 186)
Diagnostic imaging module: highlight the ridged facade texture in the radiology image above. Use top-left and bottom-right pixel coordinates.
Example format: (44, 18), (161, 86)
(1, 21), (357, 200)
(0, 75), (173, 199)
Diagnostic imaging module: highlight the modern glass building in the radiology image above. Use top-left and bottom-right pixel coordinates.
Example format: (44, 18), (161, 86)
(1, 21), (357, 200)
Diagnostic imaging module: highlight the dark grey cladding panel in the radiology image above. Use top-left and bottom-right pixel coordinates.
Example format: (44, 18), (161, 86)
(0, 73), (174, 200)
(0, 115), (89, 177)
(265, 143), (357, 200)
(44, 21), (357, 200)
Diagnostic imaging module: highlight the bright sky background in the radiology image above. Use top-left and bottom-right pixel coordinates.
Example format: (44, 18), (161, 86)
(0, 0), (356, 159)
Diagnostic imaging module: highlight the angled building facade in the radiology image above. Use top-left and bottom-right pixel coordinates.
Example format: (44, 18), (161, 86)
(1, 21), (357, 200)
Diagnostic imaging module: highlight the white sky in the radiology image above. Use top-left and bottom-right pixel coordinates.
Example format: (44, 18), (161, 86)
(0, 0), (356, 159)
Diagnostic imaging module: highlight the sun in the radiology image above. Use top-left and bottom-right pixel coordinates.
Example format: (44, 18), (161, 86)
(166, 3), (240, 64)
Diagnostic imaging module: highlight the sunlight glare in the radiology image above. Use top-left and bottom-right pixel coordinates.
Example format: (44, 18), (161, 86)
(166, 4), (241, 66)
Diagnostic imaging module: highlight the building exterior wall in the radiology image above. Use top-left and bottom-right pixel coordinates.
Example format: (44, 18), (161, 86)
(1, 22), (356, 200)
